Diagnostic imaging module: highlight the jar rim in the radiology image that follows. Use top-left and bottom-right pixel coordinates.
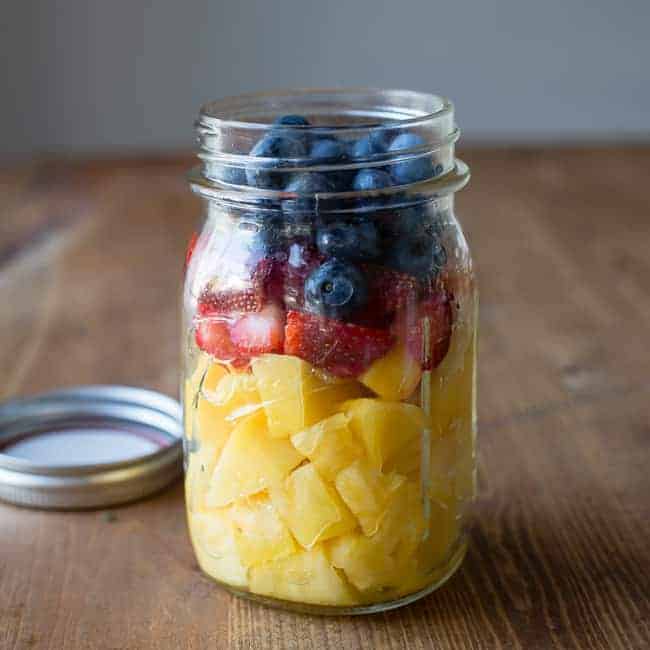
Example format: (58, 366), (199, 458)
(198, 87), (454, 133)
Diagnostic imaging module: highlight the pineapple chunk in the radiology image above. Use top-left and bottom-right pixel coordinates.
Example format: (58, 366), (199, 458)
(203, 359), (231, 392)
(252, 354), (366, 438)
(342, 399), (425, 470)
(188, 509), (248, 588)
(330, 479), (460, 596)
(383, 435), (421, 478)
(290, 413), (363, 481)
(360, 343), (422, 401)
(328, 534), (402, 592)
(334, 460), (406, 535)
(273, 463), (356, 549)
(249, 546), (357, 606)
(230, 493), (297, 567)
(197, 369), (264, 452)
(375, 480), (426, 559)
(205, 412), (304, 507)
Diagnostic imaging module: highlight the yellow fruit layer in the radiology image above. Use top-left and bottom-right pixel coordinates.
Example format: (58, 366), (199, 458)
(184, 336), (475, 607)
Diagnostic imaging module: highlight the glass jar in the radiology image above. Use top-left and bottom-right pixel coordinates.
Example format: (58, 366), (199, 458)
(183, 89), (476, 614)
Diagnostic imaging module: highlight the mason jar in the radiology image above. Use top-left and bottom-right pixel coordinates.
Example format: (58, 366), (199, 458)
(183, 89), (476, 614)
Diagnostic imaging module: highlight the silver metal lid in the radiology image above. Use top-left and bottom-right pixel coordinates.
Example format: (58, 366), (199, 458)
(0, 385), (183, 510)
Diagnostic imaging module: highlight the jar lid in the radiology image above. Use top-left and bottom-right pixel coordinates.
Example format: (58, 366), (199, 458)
(0, 386), (183, 510)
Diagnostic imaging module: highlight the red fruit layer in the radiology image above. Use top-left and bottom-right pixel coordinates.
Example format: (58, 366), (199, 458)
(284, 310), (394, 379)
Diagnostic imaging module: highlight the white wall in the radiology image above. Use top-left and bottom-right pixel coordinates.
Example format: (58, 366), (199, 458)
(1, 0), (649, 156)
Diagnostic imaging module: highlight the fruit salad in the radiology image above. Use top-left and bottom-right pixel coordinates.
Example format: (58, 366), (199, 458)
(184, 97), (475, 612)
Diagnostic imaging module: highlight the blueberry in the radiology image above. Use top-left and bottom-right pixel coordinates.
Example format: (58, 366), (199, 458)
(282, 172), (337, 213)
(310, 138), (346, 161)
(349, 131), (389, 159)
(285, 172), (336, 194)
(352, 168), (393, 192)
(387, 133), (433, 184)
(214, 165), (246, 186)
(307, 138), (354, 191)
(316, 218), (381, 261)
(304, 259), (368, 320)
(245, 134), (307, 189)
(386, 230), (447, 279)
(274, 114), (311, 127)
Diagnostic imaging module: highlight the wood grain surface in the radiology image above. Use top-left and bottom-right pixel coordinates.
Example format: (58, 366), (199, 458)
(1, 148), (649, 649)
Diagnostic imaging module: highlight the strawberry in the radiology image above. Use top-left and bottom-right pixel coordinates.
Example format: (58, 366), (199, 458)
(197, 287), (265, 315)
(194, 316), (246, 366)
(195, 303), (285, 366)
(396, 292), (452, 370)
(230, 303), (285, 355)
(284, 310), (394, 378)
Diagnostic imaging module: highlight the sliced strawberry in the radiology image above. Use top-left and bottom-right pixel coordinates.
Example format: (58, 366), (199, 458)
(194, 316), (246, 365)
(230, 303), (285, 355)
(198, 287), (265, 315)
(284, 310), (394, 378)
(184, 231), (199, 269)
(397, 292), (452, 370)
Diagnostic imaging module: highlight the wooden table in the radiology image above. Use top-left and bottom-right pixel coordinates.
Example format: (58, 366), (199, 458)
(1, 148), (649, 649)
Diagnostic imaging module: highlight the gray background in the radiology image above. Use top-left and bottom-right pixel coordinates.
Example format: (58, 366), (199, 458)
(1, 0), (649, 157)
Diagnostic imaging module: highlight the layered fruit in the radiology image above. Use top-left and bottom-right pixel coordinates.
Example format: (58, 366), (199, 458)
(184, 114), (476, 608)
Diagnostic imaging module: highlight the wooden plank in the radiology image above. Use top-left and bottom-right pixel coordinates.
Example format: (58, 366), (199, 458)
(1, 148), (648, 649)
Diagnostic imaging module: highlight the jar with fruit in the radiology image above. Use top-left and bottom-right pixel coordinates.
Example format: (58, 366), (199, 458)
(183, 89), (476, 614)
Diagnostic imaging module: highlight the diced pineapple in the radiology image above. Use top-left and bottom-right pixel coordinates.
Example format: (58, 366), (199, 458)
(205, 412), (304, 508)
(290, 413), (363, 482)
(230, 493), (297, 567)
(342, 399), (425, 470)
(328, 533), (401, 592)
(252, 354), (366, 438)
(203, 359), (231, 392)
(273, 463), (356, 549)
(334, 460), (406, 535)
(376, 480), (426, 559)
(383, 435), (421, 477)
(328, 481), (435, 595)
(377, 478), (458, 575)
(197, 369), (264, 452)
(249, 546), (357, 606)
(188, 509), (248, 588)
(360, 343), (422, 401)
